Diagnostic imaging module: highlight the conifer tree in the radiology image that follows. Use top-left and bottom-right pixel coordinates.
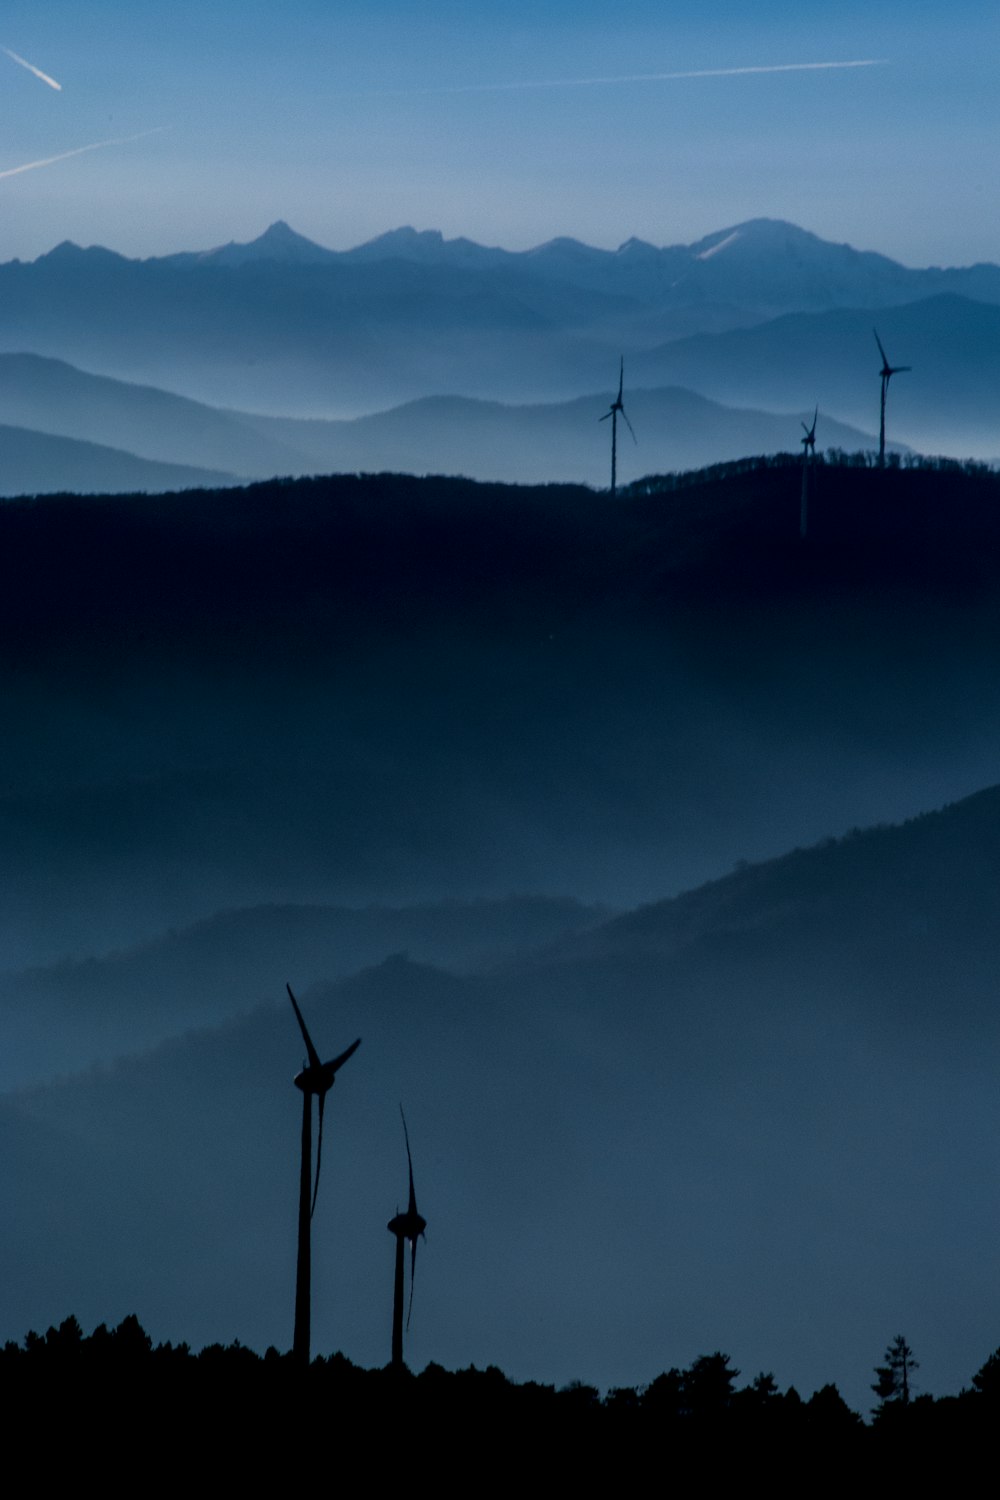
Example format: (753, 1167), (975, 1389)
(872, 1335), (918, 1407)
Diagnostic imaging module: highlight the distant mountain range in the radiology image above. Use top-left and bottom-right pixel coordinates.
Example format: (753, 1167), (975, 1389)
(0, 217), (997, 486)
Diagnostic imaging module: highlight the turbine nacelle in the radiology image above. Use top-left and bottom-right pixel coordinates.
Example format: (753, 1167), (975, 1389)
(874, 328), (912, 380)
(388, 1105), (427, 1342)
(293, 1041), (361, 1096)
(288, 983), (361, 1365)
(388, 1208), (427, 1240)
(287, 983), (360, 1218)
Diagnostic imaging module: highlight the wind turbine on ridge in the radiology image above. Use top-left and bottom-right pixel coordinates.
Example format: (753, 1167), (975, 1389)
(874, 328), (911, 469)
(387, 1105), (427, 1369)
(599, 356), (636, 498)
(800, 406), (817, 539)
(287, 982), (360, 1367)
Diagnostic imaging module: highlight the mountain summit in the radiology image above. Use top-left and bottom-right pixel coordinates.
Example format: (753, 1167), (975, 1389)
(169, 220), (336, 268)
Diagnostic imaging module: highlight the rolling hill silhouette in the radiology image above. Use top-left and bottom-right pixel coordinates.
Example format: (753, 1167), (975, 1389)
(0, 421), (235, 496)
(0, 353), (885, 487)
(3, 785), (1000, 1412)
(1, 460), (999, 970)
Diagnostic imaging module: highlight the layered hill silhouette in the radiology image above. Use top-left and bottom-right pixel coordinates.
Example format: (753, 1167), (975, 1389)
(3, 786), (1000, 1412)
(0, 353), (883, 487)
(633, 295), (1000, 459)
(1, 461), (999, 969)
(0, 896), (607, 1090)
(1, 218), (998, 451)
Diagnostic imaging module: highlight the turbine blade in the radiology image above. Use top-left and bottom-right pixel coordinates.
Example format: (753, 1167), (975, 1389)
(873, 327), (889, 367)
(407, 1237), (417, 1331)
(400, 1105), (418, 1216)
(621, 408), (637, 444)
(287, 984), (321, 1072)
(617, 357), (624, 403)
(310, 1090), (325, 1218)
(599, 410), (611, 422)
(326, 1036), (362, 1075)
(891, 365), (912, 374)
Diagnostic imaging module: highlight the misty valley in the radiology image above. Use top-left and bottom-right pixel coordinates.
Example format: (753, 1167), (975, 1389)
(1, 455), (1000, 1432)
(3, 216), (1000, 500)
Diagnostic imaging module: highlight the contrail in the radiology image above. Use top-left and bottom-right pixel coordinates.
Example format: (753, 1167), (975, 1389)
(0, 127), (169, 182)
(372, 59), (886, 97)
(4, 47), (62, 92)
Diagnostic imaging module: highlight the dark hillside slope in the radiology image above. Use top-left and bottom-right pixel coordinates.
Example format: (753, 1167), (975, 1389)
(1, 461), (1000, 961)
(535, 784), (1000, 1034)
(3, 787), (1000, 1410)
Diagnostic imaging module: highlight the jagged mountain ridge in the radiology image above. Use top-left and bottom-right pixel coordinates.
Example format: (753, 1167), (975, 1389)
(4, 218), (1000, 423)
(153, 217), (1000, 318)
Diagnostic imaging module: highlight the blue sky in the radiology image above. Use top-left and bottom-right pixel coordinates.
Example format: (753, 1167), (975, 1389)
(2, 2), (998, 265)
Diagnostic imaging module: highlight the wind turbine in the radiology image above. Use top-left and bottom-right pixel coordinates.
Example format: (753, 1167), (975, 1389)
(599, 357), (636, 498)
(287, 982), (361, 1367)
(874, 328), (911, 469)
(387, 1106), (427, 1369)
(800, 406), (817, 539)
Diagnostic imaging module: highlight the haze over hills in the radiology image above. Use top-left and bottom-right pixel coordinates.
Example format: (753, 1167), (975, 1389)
(0, 896), (608, 1091)
(2, 461), (1000, 972)
(0, 422), (235, 498)
(0, 354), (886, 488)
(0, 218), (997, 463)
(3, 785), (1000, 1412)
(633, 294), (1000, 460)
(1, 461), (999, 1408)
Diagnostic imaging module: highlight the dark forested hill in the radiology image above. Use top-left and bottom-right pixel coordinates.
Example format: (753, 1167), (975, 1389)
(1, 458), (999, 965)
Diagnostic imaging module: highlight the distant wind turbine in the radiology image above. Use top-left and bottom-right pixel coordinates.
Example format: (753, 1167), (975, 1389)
(287, 982), (360, 1367)
(599, 357), (636, 498)
(800, 406), (817, 539)
(874, 328), (910, 469)
(387, 1106), (427, 1369)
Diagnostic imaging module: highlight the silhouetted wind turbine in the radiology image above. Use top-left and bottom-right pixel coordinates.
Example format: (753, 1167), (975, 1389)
(387, 1106), (427, 1369)
(599, 357), (636, 498)
(874, 328), (911, 469)
(287, 982), (360, 1367)
(800, 406), (817, 539)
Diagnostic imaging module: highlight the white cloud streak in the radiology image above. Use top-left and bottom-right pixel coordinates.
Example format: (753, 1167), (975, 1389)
(0, 128), (169, 182)
(375, 59), (886, 96)
(4, 47), (62, 92)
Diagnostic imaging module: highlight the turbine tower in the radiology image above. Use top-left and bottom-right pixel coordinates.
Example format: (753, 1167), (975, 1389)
(287, 982), (360, 1368)
(874, 328), (911, 469)
(387, 1106), (427, 1369)
(800, 406), (817, 539)
(599, 357), (636, 498)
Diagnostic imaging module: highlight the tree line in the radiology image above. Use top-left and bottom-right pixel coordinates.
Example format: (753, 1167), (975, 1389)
(2, 1315), (998, 1466)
